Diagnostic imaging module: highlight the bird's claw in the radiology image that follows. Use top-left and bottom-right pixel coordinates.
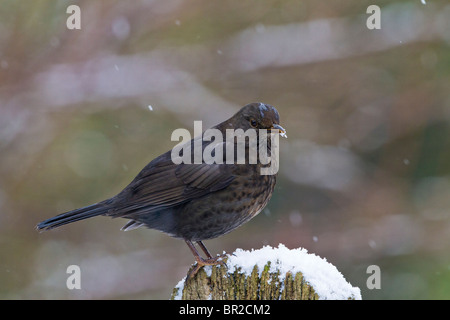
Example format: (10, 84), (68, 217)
(186, 254), (227, 281)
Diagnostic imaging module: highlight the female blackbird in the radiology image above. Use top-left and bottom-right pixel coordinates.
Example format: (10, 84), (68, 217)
(37, 102), (286, 277)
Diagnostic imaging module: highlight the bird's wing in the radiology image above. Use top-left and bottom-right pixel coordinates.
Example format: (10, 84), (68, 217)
(110, 148), (238, 216)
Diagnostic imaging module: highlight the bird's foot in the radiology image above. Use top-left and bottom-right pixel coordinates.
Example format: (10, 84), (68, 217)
(186, 254), (227, 281)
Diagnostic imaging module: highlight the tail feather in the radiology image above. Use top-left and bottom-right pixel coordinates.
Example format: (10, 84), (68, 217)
(36, 203), (109, 231)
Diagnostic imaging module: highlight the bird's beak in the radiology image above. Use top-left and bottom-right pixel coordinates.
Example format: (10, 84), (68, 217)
(271, 124), (287, 138)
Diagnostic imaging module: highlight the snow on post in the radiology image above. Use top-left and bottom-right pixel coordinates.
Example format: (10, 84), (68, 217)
(171, 244), (362, 300)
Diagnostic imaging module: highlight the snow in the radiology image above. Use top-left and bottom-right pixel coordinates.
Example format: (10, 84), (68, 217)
(173, 277), (186, 300)
(174, 244), (361, 300)
(226, 244), (361, 300)
(258, 102), (269, 114)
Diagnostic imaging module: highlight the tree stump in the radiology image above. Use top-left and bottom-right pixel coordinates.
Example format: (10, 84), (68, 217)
(171, 244), (361, 300)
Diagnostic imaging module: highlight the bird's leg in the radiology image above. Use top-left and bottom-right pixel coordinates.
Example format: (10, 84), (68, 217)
(184, 240), (225, 280)
(185, 240), (223, 264)
(196, 240), (213, 259)
(197, 240), (228, 261)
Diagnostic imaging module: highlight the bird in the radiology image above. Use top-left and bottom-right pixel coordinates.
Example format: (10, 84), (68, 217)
(36, 102), (287, 279)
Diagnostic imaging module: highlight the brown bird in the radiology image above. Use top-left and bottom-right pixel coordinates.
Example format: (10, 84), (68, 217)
(37, 102), (286, 278)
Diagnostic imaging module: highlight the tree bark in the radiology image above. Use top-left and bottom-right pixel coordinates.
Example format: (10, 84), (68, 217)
(171, 258), (320, 300)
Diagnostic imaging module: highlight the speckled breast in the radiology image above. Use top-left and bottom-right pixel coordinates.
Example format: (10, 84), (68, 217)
(175, 174), (277, 241)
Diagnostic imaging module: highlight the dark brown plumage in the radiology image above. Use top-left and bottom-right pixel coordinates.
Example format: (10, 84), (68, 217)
(37, 102), (286, 277)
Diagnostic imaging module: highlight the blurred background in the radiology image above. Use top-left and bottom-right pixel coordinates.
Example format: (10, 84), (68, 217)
(1, 0), (449, 299)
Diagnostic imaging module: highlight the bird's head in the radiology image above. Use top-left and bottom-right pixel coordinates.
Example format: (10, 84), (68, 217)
(231, 102), (287, 138)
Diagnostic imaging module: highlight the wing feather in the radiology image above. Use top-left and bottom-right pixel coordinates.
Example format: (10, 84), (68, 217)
(110, 146), (237, 217)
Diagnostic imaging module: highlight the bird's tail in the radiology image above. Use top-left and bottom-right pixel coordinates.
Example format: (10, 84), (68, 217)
(36, 203), (109, 231)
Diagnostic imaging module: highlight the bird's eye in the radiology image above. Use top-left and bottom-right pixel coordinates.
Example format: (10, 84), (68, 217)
(250, 119), (257, 127)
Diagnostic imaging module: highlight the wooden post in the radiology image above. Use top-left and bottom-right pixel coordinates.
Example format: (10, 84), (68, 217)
(172, 258), (319, 300)
(171, 245), (361, 300)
